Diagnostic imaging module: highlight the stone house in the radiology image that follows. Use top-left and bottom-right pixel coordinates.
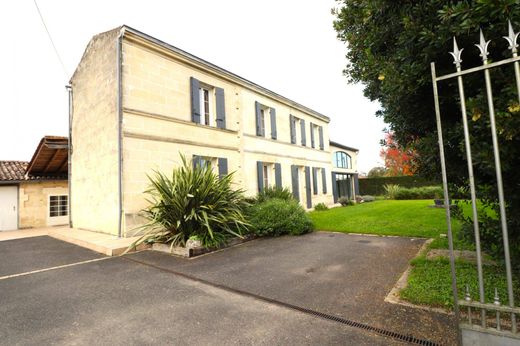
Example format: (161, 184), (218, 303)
(0, 136), (69, 231)
(69, 26), (359, 237)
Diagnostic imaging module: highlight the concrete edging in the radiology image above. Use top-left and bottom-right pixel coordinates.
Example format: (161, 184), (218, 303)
(384, 238), (453, 315)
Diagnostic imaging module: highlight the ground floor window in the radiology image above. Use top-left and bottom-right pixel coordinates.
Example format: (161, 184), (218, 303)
(49, 195), (68, 217)
(334, 173), (353, 200)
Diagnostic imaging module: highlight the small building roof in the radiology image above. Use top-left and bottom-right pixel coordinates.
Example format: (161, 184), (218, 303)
(0, 161), (29, 182)
(329, 140), (359, 153)
(0, 136), (68, 183)
(26, 136), (68, 176)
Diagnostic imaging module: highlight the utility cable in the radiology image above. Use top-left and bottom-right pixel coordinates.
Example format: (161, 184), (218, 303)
(33, 0), (68, 78)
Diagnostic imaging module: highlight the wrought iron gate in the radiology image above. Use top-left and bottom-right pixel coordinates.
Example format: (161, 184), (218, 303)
(431, 22), (520, 345)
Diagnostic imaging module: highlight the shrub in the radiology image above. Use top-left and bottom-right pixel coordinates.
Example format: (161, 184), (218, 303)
(256, 186), (294, 203)
(338, 197), (355, 206)
(394, 186), (443, 200)
(314, 202), (329, 211)
(383, 184), (401, 199)
(130, 155), (250, 249)
(248, 198), (313, 237)
(361, 195), (376, 202)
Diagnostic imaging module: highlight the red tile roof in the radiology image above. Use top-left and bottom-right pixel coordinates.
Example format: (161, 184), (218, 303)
(0, 161), (28, 181)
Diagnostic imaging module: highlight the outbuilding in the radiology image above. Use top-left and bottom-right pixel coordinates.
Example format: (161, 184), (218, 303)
(0, 136), (69, 231)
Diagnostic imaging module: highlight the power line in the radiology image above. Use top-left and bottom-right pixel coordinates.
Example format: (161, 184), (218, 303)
(33, 0), (68, 78)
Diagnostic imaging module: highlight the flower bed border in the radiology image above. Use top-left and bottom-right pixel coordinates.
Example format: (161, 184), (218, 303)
(152, 235), (255, 258)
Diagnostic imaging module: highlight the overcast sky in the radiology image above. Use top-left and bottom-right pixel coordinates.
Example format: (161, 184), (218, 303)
(0, 0), (386, 173)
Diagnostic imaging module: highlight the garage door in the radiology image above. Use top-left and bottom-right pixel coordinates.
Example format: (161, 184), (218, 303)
(0, 186), (18, 231)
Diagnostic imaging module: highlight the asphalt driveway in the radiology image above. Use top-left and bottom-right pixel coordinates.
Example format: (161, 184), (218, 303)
(0, 234), (456, 345)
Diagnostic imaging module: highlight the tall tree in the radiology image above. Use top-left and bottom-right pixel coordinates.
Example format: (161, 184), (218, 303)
(380, 132), (416, 176)
(333, 1), (520, 264)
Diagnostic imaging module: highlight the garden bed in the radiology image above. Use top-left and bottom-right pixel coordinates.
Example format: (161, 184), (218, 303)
(152, 235), (255, 258)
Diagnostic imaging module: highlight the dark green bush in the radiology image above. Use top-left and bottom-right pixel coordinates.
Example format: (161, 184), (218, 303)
(359, 176), (440, 196)
(338, 197), (355, 206)
(249, 198), (313, 237)
(314, 202), (329, 211)
(256, 186), (294, 203)
(361, 195), (376, 202)
(394, 186), (443, 200)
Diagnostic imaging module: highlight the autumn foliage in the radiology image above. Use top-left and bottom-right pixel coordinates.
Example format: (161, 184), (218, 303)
(380, 132), (416, 176)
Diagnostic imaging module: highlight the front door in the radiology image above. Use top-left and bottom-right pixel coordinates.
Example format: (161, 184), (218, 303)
(0, 186), (18, 231)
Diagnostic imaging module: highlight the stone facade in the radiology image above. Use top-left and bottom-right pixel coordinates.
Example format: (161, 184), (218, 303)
(18, 180), (68, 228)
(71, 26), (358, 237)
(70, 28), (120, 235)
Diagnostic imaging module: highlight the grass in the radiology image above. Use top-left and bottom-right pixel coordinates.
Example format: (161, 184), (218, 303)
(309, 199), (518, 310)
(309, 199), (459, 238)
(401, 256), (520, 309)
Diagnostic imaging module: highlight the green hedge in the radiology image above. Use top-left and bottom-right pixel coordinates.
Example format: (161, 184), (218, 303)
(394, 186), (443, 200)
(359, 176), (439, 196)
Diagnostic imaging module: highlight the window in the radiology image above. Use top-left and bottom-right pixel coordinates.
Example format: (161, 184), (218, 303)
(198, 86), (213, 126)
(191, 77), (226, 129)
(335, 151), (352, 169)
(263, 164), (269, 188)
(193, 155), (229, 179)
(260, 108), (266, 137)
(49, 195), (68, 217)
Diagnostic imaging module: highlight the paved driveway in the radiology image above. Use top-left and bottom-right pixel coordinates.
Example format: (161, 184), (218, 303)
(0, 233), (456, 345)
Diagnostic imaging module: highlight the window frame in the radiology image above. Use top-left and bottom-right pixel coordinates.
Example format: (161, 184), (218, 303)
(198, 83), (215, 127)
(335, 151), (352, 169)
(49, 194), (68, 218)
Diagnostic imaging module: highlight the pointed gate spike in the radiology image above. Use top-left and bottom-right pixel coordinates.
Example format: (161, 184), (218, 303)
(475, 28), (491, 62)
(503, 20), (520, 53)
(449, 37), (464, 68)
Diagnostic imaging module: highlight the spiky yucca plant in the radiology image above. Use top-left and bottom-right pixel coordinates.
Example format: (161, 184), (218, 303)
(131, 155), (250, 250)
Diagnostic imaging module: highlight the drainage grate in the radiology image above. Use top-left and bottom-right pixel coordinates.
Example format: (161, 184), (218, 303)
(123, 256), (441, 346)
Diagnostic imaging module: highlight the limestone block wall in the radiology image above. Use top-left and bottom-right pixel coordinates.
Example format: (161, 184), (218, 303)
(19, 180), (68, 228)
(70, 28), (120, 235)
(119, 33), (333, 217)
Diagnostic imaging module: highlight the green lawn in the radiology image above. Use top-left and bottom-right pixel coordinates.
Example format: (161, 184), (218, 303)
(309, 199), (517, 309)
(401, 257), (520, 309)
(309, 200), (459, 238)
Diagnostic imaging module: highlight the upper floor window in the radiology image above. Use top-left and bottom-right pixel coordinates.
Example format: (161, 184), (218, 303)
(199, 85), (213, 126)
(255, 102), (277, 139)
(190, 77), (226, 129)
(335, 151), (352, 169)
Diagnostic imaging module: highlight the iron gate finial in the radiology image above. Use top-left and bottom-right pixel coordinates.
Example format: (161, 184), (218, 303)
(475, 29), (491, 63)
(449, 37), (464, 69)
(504, 20), (519, 54)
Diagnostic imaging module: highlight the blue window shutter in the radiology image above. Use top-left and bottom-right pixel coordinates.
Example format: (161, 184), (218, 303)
(318, 126), (324, 150)
(190, 77), (201, 123)
(300, 119), (306, 146)
(218, 157), (228, 179)
(310, 122), (315, 148)
(257, 161), (264, 192)
(331, 172), (338, 203)
(290, 115), (296, 144)
(312, 167), (318, 195)
(353, 173), (360, 196)
(215, 87), (226, 129)
(255, 101), (263, 136)
(321, 168), (327, 194)
(304, 166), (312, 208)
(270, 108), (277, 139)
(274, 163), (282, 188)
(291, 165), (299, 201)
